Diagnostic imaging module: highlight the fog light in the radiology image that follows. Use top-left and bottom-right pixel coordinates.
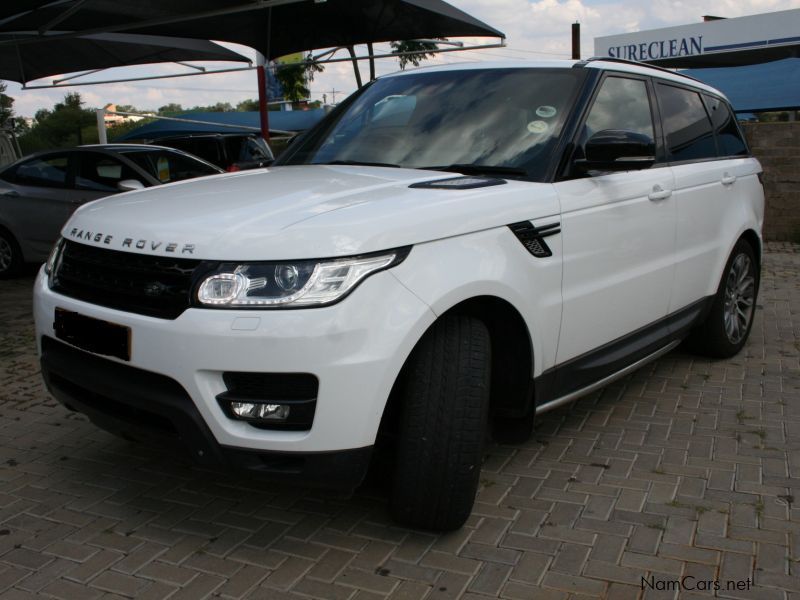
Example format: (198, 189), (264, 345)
(230, 401), (291, 421)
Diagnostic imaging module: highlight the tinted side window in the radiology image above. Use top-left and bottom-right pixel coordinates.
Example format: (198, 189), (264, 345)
(12, 155), (69, 188)
(121, 150), (220, 183)
(75, 153), (140, 192)
(584, 76), (655, 142)
(162, 138), (223, 166)
(226, 136), (273, 162)
(703, 95), (748, 157)
(657, 84), (716, 162)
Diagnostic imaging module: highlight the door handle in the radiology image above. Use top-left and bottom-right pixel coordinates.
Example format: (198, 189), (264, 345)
(721, 173), (737, 186)
(1, 190), (19, 197)
(648, 185), (672, 201)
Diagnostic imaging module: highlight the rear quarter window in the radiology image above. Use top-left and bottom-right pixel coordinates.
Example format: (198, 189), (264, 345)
(703, 95), (749, 157)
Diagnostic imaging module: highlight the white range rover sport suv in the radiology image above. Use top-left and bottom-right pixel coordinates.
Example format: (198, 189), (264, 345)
(35, 59), (764, 530)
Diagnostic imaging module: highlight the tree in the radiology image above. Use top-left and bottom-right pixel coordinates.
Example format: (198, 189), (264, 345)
(18, 92), (98, 153)
(391, 40), (442, 70)
(113, 104), (138, 113)
(274, 53), (324, 102)
(188, 101), (233, 113)
(236, 99), (260, 112)
(158, 103), (184, 115)
(0, 82), (14, 127)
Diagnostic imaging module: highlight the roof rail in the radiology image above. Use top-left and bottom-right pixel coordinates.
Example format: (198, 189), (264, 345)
(573, 56), (706, 85)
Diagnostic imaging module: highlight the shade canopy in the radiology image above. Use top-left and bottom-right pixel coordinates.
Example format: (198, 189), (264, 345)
(0, 31), (250, 84)
(0, 0), (505, 60)
(117, 109), (327, 140)
(684, 58), (800, 113)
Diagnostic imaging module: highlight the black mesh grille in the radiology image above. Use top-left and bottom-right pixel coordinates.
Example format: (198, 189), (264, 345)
(52, 241), (202, 319)
(223, 372), (319, 400)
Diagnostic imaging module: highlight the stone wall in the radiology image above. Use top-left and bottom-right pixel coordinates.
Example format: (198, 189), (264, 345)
(741, 122), (800, 241)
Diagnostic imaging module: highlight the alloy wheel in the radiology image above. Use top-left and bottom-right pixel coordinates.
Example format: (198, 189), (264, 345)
(723, 253), (755, 344)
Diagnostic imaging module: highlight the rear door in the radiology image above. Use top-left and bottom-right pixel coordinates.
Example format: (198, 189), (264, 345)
(655, 83), (753, 313)
(553, 74), (676, 380)
(0, 153), (72, 259)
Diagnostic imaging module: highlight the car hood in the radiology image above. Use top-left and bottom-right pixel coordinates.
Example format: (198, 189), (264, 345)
(63, 164), (560, 260)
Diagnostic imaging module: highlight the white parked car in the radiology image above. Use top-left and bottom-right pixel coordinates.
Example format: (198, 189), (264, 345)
(34, 59), (763, 530)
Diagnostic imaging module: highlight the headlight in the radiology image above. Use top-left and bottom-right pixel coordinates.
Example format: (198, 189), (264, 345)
(195, 247), (410, 308)
(45, 238), (65, 285)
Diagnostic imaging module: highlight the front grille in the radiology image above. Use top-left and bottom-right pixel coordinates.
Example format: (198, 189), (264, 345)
(52, 241), (202, 319)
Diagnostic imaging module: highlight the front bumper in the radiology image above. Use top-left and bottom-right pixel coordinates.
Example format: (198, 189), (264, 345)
(41, 336), (372, 488)
(34, 266), (436, 476)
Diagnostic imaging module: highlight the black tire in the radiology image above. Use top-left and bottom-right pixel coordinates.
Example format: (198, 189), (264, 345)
(390, 315), (491, 531)
(0, 228), (23, 279)
(687, 238), (759, 358)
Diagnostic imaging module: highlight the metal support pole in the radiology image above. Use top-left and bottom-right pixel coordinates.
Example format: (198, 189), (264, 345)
(571, 22), (581, 60)
(96, 108), (107, 144)
(256, 52), (270, 141)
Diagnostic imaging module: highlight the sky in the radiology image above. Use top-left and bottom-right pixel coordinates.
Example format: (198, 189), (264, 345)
(5, 0), (800, 118)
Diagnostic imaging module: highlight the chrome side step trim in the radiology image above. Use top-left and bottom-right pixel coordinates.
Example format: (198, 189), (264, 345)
(534, 340), (680, 416)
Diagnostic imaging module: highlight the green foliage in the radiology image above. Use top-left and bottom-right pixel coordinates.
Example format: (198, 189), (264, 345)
(275, 54), (324, 103)
(188, 102), (233, 113)
(390, 40), (441, 70)
(18, 92), (97, 154)
(158, 103), (184, 116)
(0, 82), (14, 127)
(236, 99), (260, 112)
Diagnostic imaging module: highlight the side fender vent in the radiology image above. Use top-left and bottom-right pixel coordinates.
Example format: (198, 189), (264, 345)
(508, 221), (561, 258)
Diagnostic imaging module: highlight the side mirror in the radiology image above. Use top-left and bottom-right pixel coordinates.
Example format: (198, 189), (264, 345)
(117, 179), (145, 192)
(575, 129), (655, 172)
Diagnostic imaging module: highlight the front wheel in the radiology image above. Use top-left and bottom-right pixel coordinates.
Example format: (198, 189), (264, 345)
(687, 239), (759, 358)
(390, 315), (491, 531)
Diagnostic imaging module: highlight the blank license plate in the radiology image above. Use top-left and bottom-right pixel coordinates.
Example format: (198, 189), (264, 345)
(54, 308), (131, 361)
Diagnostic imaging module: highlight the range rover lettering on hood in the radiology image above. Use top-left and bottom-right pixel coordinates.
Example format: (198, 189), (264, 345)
(68, 227), (196, 254)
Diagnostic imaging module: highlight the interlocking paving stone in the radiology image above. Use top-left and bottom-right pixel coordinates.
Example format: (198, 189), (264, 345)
(0, 243), (797, 598)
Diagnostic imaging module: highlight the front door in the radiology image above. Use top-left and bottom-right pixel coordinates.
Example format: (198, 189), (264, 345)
(552, 74), (676, 394)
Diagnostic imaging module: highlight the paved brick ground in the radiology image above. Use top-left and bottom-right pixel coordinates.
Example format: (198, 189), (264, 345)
(0, 245), (798, 600)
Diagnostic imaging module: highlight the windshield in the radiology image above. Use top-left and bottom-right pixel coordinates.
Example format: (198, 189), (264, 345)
(279, 68), (586, 181)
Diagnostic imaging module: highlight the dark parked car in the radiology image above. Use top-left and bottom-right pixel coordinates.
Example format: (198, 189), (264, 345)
(146, 133), (274, 172)
(0, 144), (223, 277)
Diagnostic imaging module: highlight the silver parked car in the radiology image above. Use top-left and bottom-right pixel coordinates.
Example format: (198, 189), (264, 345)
(0, 144), (223, 277)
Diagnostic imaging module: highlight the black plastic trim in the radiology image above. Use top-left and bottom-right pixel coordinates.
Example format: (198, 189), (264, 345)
(40, 337), (371, 490)
(409, 176), (507, 190)
(534, 296), (713, 405)
(508, 221), (561, 258)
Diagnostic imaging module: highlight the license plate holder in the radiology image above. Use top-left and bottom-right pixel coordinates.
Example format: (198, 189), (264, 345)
(54, 308), (131, 361)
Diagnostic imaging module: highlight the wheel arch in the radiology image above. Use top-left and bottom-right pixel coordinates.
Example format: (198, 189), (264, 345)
(378, 295), (535, 445)
(739, 228), (762, 267)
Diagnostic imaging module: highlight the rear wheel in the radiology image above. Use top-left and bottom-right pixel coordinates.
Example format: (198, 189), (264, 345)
(687, 239), (759, 358)
(390, 315), (491, 531)
(0, 229), (22, 279)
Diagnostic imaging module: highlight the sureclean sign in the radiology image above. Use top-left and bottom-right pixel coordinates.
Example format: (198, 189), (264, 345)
(595, 8), (800, 64)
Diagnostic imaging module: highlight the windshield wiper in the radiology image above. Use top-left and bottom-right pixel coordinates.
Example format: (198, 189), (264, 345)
(317, 160), (402, 168)
(420, 164), (528, 177)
